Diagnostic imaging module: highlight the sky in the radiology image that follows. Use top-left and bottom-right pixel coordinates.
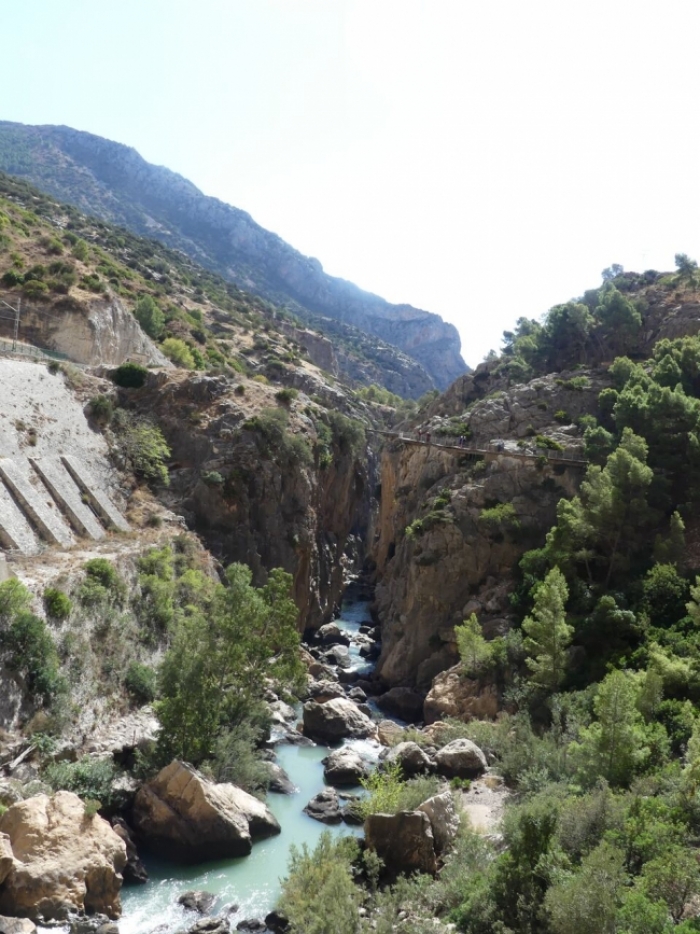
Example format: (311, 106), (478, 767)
(3, 0), (700, 366)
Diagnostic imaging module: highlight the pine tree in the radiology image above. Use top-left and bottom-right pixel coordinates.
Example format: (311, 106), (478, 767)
(522, 566), (572, 691)
(455, 614), (492, 677)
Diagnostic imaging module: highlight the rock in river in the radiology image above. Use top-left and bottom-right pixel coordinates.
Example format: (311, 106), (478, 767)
(133, 761), (280, 863)
(322, 747), (369, 786)
(303, 789), (343, 824)
(302, 698), (375, 743)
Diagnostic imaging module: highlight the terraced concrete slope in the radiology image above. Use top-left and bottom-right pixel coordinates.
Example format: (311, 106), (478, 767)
(0, 357), (128, 555)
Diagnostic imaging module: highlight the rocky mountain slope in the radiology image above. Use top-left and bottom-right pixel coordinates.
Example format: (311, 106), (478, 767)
(0, 121), (467, 395)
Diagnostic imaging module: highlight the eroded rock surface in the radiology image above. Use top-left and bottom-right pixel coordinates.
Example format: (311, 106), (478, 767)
(133, 761), (280, 863)
(0, 791), (126, 921)
(364, 811), (437, 877)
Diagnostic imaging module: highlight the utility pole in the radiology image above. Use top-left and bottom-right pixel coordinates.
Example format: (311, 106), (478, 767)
(12, 298), (20, 351)
(0, 296), (20, 351)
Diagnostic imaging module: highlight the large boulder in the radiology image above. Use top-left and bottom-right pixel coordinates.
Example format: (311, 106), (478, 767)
(364, 811), (437, 877)
(315, 623), (351, 647)
(418, 791), (460, 854)
(423, 666), (500, 724)
(381, 742), (433, 777)
(303, 789), (343, 824)
(377, 720), (404, 747)
(0, 791), (127, 921)
(306, 680), (346, 703)
(133, 761), (280, 863)
(322, 747), (369, 786)
(433, 739), (487, 779)
(375, 687), (425, 723)
(302, 699), (375, 743)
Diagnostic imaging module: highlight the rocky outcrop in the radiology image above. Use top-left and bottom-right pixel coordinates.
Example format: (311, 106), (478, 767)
(0, 121), (467, 395)
(375, 687), (425, 723)
(433, 739), (487, 779)
(423, 665), (500, 724)
(134, 372), (373, 630)
(371, 371), (603, 688)
(417, 791), (460, 854)
(132, 761), (280, 863)
(302, 699), (375, 743)
(0, 791), (127, 921)
(0, 291), (169, 368)
(364, 811), (437, 877)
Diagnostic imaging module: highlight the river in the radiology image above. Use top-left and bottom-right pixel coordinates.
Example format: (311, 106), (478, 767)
(120, 593), (381, 933)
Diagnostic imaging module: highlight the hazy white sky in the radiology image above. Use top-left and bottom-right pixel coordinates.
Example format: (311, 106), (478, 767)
(4, 0), (700, 365)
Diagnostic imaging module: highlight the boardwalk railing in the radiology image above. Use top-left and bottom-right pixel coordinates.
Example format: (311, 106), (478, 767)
(0, 339), (84, 367)
(367, 428), (588, 469)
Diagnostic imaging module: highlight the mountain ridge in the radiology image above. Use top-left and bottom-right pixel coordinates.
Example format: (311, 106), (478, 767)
(0, 120), (467, 393)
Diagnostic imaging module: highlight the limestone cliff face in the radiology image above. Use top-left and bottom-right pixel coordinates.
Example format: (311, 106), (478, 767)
(125, 372), (374, 629)
(0, 122), (466, 393)
(371, 370), (606, 688)
(0, 291), (169, 367)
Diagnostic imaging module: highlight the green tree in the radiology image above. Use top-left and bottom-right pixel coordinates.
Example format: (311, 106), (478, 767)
(455, 614), (492, 677)
(522, 567), (572, 691)
(653, 511), (686, 566)
(572, 670), (648, 786)
(548, 429), (655, 585)
(161, 337), (196, 369)
(675, 252), (698, 284)
(133, 295), (165, 340)
(156, 564), (303, 764)
(278, 832), (361, 934)
(640, 846), (700, 923)
(545, 842), (626, 934)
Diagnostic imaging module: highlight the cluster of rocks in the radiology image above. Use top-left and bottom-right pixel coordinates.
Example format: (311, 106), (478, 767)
(176, 890), (289, 934)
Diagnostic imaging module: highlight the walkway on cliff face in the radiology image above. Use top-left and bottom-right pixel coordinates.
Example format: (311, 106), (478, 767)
(367, 428), (589, 469)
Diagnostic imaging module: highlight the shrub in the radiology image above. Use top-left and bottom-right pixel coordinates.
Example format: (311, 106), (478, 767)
(278, 832), (361, 934)
(43, 756), (120, 807)
(535, 434), (565, 451)
(327, 411), (366, 456)
(479, 502), (520, 534)
(113, 413), (170, 486)
(22, 280), (49, 299)
(79, 558), (126, 606)
(0, 579), (32, 622)
(89, 395), (114, 425)
(1, 611), (64, 704)
(211, 724), (272, 798)
(133, 295), (165, 340)
(235, 384), (246, 395)
(359, 762), (440, 817)
(161, 338), (196, 369)
(244, 408), (312, 466)
(80, 273), (105, 293)
(202, 470), (224, 486)
(43, 587), (71, 621)
(124, 662), (157, 703)
(111, 362), (148, 389)
(71, 239), (89, 261)
(1, 269), (22, 287)
(275, 387), (298, 405)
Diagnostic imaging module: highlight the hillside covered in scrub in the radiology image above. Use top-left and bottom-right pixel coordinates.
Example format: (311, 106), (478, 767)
(0, 122), (467, 396)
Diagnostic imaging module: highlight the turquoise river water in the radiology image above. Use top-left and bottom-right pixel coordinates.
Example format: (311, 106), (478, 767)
(119, 596), (380, 933)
